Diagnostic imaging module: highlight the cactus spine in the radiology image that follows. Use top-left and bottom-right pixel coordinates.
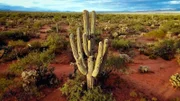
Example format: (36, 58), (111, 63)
(69, 10), (108, 89)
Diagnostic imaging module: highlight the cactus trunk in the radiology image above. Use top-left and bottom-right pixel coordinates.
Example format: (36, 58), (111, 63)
(69, 10), (108, 89)
(87, 74), (94, 88)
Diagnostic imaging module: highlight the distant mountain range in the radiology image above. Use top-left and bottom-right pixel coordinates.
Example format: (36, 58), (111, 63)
(0, 3), (180, 13)
(0, 3), (50, 12)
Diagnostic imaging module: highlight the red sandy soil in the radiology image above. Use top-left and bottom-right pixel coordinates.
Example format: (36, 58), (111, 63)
(41, 51), (74, 101)
(0, 61), (15, 74)
(39, 25), (51, 33)
(41, 64), (73, 101)
(120, 52), (180, 101)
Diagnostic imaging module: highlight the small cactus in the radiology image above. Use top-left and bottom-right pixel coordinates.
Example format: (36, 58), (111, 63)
(21, 70), (37, 91)
(139, 65), (149, 73)
(170, 73), (180, 88)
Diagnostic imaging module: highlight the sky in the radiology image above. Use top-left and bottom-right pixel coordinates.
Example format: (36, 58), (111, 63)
(0, 0), (180, 11)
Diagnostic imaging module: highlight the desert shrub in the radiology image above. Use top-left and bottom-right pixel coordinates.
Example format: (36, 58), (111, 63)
(8, 40), (27, 48)
(44, 33), (68, 53)
(161, 21), (180, 35)
(174, 39), (180, 49)
(111, 39), (133, 51)
(28, 41), (43, 50)
(139, 65), (149, 73)
(82, 86), (114, 101)
(60, 74), (86, 100)
(35, 66), (59, 87)
(0, 40), (28, 61)
(21, 66), (59, 93)
(153, 39), (176, 60)
(106, 54), (131, 70)
(0, 78), (14, 100)
(0, 17), (6, 25)
(145, 29), (166, 39)
(170, 73), (180, 88)
(1, 46), (30, 62)
(0, 78), (14, 93)
(33, 21), (42, 29)
(0, 31), (29, 41)
(60, 74), (114, 101)
(139, 40), (177, 60)
(9, 50), (54, 75)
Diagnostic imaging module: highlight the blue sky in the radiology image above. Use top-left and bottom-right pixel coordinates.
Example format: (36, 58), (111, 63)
(0, 0), (180, 11)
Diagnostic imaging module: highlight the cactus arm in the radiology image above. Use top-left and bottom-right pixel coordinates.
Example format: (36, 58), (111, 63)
(77, 27), (87, 68)
(83, 10), (90, 35)
(76, 57), (87, 75)
(69, 34), (78, 61)
(91, 11), (96, 34)
(92, 41), (103, 77)
(100, 39), (109, 71)
(103, 39), (108, 55)
(83, 33), (89, 56)
(77, 27), (83, 57)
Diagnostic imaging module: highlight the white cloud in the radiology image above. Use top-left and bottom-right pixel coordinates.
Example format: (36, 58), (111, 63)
(168, 0), (180, 4)
(0, 0), (115, 11)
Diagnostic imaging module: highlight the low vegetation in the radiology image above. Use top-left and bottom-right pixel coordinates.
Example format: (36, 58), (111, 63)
(0, 10), (180, 101)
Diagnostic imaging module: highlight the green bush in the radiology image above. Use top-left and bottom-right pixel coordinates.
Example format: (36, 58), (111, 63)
(161, 21), (180, 35)
(153, 39), (176, 60)
(0, 78), (14, 100)
(0, 31), (29, 41)
(9, 50), (54, 75)
(174, 39), (180, 49)
(44, 33), (68, 53)
(111, 39), (133, 51)
(60, 74), (114, 101)
(105, 54), (131, 70)
(145, 29), (166, 39)
(0, 78), (13, 93)
(8, 40), (27, 48)
(82, 86), (114, 101)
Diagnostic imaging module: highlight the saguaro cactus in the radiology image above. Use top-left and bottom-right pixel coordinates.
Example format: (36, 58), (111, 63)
(69, 10), (108, 89)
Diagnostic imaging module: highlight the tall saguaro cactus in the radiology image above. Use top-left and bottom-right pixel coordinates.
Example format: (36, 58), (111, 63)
(69, 10), (108, 89)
